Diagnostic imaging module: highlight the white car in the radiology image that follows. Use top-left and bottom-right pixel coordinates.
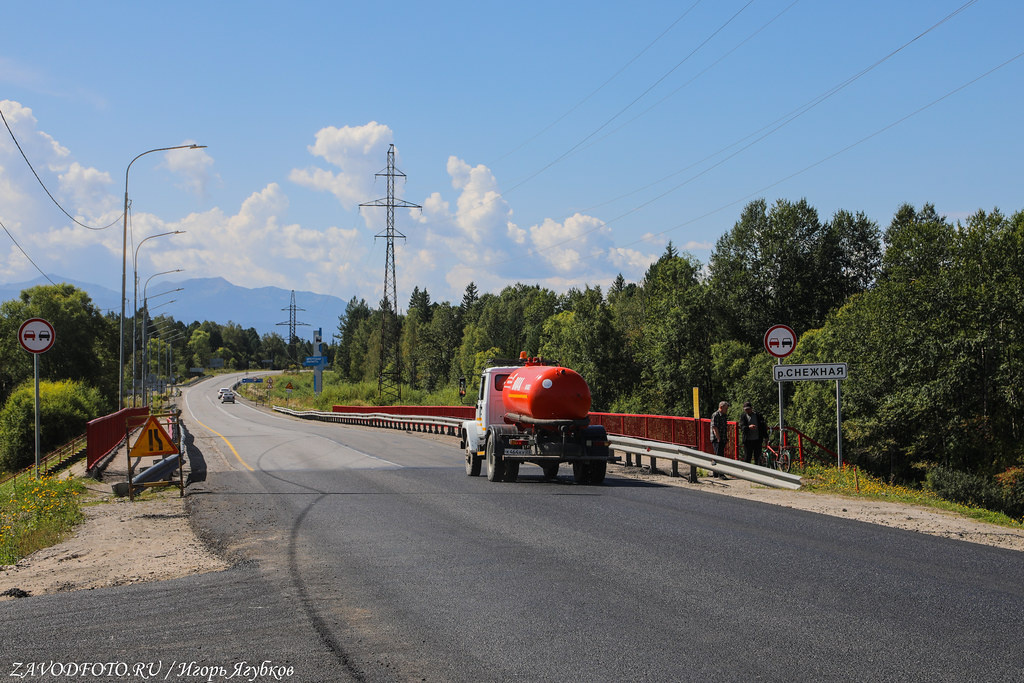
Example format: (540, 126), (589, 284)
(221, 391), (235, 403)
(217, 388), (231, 398)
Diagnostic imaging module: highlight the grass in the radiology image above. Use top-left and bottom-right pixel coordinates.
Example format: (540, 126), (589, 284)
(236, 370), (468, 411)
(0, 474), (86, 565)
(799, 463), (1024, 529)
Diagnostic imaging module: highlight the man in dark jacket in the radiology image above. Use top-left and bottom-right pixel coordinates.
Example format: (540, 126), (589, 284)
(737, 401), (768, 464)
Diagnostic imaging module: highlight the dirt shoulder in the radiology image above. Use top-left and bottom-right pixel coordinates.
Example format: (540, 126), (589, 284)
(0, 450), (228, 602)
(3, 427), (1022, 602)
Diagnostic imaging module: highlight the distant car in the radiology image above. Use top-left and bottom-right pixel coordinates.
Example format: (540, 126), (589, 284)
(221, 391), (235, 403)
(217, 388), (230, 398)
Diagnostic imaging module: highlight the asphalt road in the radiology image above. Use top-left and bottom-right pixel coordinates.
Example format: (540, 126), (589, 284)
(3, 373), (1024, 682)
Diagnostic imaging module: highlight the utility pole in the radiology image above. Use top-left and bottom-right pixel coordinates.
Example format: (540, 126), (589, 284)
(277, 290), (309, 362)
(360, 144), (421, 402)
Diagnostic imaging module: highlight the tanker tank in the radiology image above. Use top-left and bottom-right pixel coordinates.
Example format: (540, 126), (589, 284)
(501, 363), (591, 422)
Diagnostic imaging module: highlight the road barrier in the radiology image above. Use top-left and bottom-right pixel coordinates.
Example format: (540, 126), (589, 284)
(275, 406), (462, 436)
(274, 406), (802, 490)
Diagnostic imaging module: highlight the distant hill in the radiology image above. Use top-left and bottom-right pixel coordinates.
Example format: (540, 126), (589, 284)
(0, 276), (347, 338)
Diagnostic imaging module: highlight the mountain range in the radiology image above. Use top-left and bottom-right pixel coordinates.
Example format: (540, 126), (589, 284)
(0, 276), (347, 339)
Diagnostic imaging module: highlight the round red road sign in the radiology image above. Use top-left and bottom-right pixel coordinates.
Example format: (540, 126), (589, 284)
(764, 324), (796, 358)
(18, 318), (55, 354)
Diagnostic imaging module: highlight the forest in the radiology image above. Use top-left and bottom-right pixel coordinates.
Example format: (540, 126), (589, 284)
(1, 198), (1022, 495)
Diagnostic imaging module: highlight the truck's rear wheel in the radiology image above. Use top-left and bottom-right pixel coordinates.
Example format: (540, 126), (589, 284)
(541, 462), (559, 480)
(572, 461), (607, 485)
(503, 460), (519, 482)
(486, 437), (504, 482)
(465, 449), (482, 476)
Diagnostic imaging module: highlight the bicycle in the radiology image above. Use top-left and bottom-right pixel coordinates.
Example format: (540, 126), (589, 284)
(760, 440), (792, 472)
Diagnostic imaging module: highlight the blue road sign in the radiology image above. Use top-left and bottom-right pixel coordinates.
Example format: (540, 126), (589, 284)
(303, 356), (327, 367)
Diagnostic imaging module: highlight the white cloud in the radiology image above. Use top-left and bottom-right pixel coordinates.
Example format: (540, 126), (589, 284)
(528, 212), (610, 275)
(446, 156), (513, 244)
(289, 122), (393, 210)
(161, 144), (217, 199)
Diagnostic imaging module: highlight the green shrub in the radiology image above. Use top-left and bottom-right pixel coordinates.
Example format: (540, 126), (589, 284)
(927, 467), (1024, 521)
(0, 380), (105, 473)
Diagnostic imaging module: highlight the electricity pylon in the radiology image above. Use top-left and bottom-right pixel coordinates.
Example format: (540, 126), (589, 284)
(359, 144), (421, 402)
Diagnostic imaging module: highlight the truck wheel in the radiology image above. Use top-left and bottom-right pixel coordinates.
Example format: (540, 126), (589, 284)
(572, 461), (588, 484)
(541, 462), (559, 480)
(486, 437), (504, 482)
(503, 460), (519, 482)
(588, 460), (607, 485)
(465, 450), (481, 476)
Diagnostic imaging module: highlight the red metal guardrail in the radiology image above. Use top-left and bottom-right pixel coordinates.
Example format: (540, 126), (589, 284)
(333, 405), (739, 459)
(768, 425), (838, 468)
(86, 407), (150, 470)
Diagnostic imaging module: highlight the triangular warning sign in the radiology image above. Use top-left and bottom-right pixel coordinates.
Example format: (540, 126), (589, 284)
(129, 416), (179, 458)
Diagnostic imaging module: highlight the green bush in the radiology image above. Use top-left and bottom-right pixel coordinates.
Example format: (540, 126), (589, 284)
(0, 380), (105, 473)
(927, 467), (1024, 521)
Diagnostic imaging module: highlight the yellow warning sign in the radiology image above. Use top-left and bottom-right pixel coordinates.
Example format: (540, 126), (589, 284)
(129, 416), (179, 458)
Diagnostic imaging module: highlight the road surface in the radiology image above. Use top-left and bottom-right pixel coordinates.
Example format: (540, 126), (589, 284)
(3, 372), (1023, 681)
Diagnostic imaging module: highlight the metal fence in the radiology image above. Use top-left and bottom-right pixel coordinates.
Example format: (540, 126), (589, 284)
(86, 407), (150, 470)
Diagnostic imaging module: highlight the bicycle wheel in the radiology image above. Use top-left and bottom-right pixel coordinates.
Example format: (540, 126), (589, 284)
(775, 449), (791, 472)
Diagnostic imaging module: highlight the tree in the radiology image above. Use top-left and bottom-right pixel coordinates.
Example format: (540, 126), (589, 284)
(787, 205), (1024, 480)
(635, 245), (713, 415)
(0, 379), (105, 473)
(0, 284), (116, 410)
(334, 297), (371, 381)
(187, 329), (212, 369)
(259, 332), (289, 370)
(708, 198), (881, 347)
(538, 286), (625, 411)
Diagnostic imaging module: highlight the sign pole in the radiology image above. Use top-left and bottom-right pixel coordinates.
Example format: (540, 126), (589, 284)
(836, 379), (843, 468)
(34, 354), (41, 479)
(777, 358), (784, 451)
(764, 324), (797, 453)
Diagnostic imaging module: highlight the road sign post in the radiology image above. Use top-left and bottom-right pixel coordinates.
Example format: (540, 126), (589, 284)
(19, 318), (55, 478)
(774, 362), (848, 468)
(764, 325), (797, 454)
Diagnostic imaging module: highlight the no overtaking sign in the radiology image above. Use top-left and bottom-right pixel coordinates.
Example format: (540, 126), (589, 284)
(19, 318), (55, 354)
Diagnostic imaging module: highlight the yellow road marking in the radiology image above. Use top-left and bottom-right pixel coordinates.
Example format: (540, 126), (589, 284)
(191, 416), (254, 472)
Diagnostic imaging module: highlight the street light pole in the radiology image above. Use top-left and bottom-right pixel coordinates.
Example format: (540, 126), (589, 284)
(119, 143), (205, 408)
(132, 233), (184, 406)
(142, 296), (178, 405)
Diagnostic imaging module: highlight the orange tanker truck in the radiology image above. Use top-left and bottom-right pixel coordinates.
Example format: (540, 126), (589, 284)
(459, 353), (613, 484)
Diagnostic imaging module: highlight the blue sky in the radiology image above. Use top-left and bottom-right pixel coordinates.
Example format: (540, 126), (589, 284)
(1, 0), (1021, 319)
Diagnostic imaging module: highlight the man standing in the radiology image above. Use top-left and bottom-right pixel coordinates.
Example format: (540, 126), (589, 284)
(711, 400), (730, 461)
(738, 401), (767, 464)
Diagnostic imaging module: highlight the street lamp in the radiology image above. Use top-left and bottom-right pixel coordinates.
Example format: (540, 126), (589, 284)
(119, 143), (206, 408)
(141, 274), (184, 406)
(132, 234), (184, 405)
(142, 297), (177, 405)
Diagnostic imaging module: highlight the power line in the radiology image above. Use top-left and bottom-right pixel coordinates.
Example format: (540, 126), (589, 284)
(493, 0), (705, 164)
(621, 47), (1024, 251)
(447, 0), (991, 267)
(0, 102), (122, 232)
(578, 0), (981, 218)
(0, 217), (56, 285)
(443, 45), (1023, 281)
(499, 0), (758, 198)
